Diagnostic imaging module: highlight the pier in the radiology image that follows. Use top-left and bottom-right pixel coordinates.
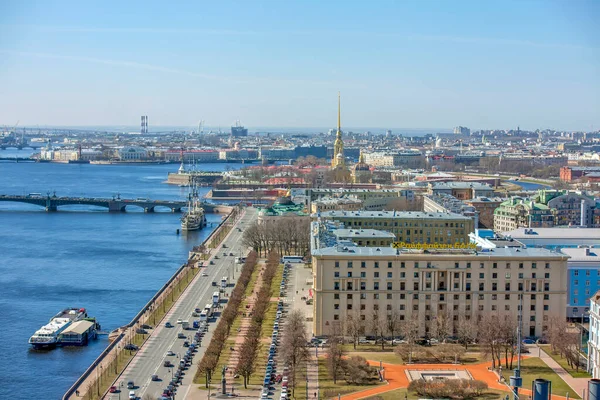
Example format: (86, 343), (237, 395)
(0, 194), (189, 212)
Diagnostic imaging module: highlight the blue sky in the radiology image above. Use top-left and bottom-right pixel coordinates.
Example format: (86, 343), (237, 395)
(0, 0), (598, 131)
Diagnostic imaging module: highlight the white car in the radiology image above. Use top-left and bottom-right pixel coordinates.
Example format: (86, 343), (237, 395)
(176, 319), (183, 324)
(129, 391), (136, 400)
(201, 272), (208, 277)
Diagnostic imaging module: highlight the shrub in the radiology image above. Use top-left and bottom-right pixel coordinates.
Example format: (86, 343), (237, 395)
(408, 378), (488, 399)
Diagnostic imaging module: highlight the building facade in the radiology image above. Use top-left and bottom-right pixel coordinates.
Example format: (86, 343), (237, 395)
(465, 197), (504, 229)
(561, 247), (600, 320)
(311, 245), (567, 338)
(589, 291), (600, 378)
(310, 196), (363, 213)
(494, 197), (554, 232)
(307, 188), (417, 211)
(315, 210), (474, 245)
(428, 182), (495, 200)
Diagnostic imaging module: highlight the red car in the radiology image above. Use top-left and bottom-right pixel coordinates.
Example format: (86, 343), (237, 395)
(109, 386), (118, 393)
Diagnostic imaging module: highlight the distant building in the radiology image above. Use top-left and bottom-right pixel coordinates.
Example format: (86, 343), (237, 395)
(165, 150), (220, 163)
(231, 121), (248, 137)
(453, 126), (470, 135)
(351, 151), (372, 184)
(306, 188), (416, 211)
(494, 197), (554, 232)
(503, 227), (600, 249)
(310, 196), (363, 213)
(257, 192), (307, 225)
(118, 146), (148, 160)
(259, 146), (295, 160)
(294, 145), (327, 159)
(423, 193), (479, 228)
(428, 182), (495, 200)
(560, 166), (600, 182)
(314, 210), (474, 245)
(465, 197), (505, 229)
(363, 150), (424, 168)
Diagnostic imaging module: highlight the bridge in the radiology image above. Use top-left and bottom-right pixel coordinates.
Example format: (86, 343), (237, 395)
(0, 194), (190, 212)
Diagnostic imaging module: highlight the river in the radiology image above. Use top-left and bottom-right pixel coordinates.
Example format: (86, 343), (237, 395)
(0, 152), (244, 399)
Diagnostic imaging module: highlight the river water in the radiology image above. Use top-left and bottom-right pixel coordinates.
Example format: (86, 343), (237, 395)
(0, 151), (243, 399)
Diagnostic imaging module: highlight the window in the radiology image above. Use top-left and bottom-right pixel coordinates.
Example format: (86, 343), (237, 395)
(387, 304), (392, 310)
(374, 272), (379, 278)
(586, 280), (591, 286)
(334, 304), (339, 310)
(360, 304), (365, 310)
(387, 272), (393, 278)
(479, 283), (485, 291)
(414, 262), (419, 268)
(347, 282), (353, 290)
(400, 304), (405, 310)
(545, 263), (550, 269)
(467, 262), (471, 269)
(334, 271), (339, 278)
(493, 263), (497, 269)
(455, 262), (459, 268)
(387, 293), (392, 299)
(505, 294), (510, 300)
(360, 293), (366, 299)
(492, 283), (497, 291)
(334, 293), (339, 299)
(506, 263), (511, 269)
(544, 283), (550, 291)
(413, 294), (418, 299)
(360, 272), (366, 278)
(374, 262), (379, 269)
(466, 282), (471, 291)
(466, 273), (471, 278)
(414, 282), (419, 290)
(505, 282), (511, 291)
(519, 273), (524, 279)
(544, 305), (549, 311)
(574, 270), (579, 276)
(479, 273), (485, 279)
(347, 271), (353, 278)
(532, 273), (536, 279)
(361, 261), (366, 268)
(505, 305), (510, 311)
(480, 263), (485, 269)
(348, 261), (353, 268)
(335, 261), (340, 268)
(454, 294), (459, 300)
(388, 262), (392, 268)
(374, 293), (379, 299)
(360, 282), (366, 290)
(545, 273), (550, 279)
(531, 305), (536, 311)
(374, 282), (379, 290)
(587, 270), (591, 276)
(400, 272), (405, 278)
(519, 263), (524, 269)
(334, 282), (340, 290)
(347, 304), (352, 310)
(373, 304), (379, 311)
(401, 262), (405, 268)
(334, 314), (339, 320)
(414, 272), (419, 278)
(492, 305), (497, 311)
(505, 273), (511, 279)
(532, 263), (537, 269)
(387, 282), (393, 290)
(400, 282), (405, 290)
(479, 305), (484, 311)
(492, 273), (498, 279)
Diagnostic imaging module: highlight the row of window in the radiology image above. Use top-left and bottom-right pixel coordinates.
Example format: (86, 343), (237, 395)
(333, 303), (550, 313)
(344, 220), (466, 228)
(332, 293), (551, 301)
(333, 280), (551, 291)
(333, 271), (551, 280)
(333, 261), (551, 269)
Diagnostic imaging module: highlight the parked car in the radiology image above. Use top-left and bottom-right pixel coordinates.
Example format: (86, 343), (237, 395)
(151, 374), (160, 381)
(128, 390), (136, 400)
(109, 386), (118, 393)
(135, 328), (147, 334)
(201, 271), (208, 277)
(164, 360), (173, 367)
(165, 322), (173, 328)
(124, 344), (139, 351)
(141, 324), (152, 329)
(178, 333), (186, 339)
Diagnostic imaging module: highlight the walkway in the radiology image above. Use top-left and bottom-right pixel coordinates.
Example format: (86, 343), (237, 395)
(534, 345), (589, 397)
(337, 358), (574, 400)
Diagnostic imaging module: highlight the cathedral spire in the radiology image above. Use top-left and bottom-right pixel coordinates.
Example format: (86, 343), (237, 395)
(337, 91), (341, 136)
(332, 92), (345, 168)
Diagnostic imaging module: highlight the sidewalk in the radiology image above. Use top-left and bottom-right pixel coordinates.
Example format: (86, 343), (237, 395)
(535, 346), (589, 397)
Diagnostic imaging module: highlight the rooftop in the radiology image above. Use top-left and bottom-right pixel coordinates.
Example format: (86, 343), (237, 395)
(430, 182), (494, 190)
(333, 229), (396, 239)
(315, 210), (472, 220)
(61, 320), (95, 335)
(561, 247), (600, 262)
(505, 227), (600, 240)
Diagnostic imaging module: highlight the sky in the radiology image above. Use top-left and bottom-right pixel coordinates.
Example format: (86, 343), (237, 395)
(0, 0), (598, 131)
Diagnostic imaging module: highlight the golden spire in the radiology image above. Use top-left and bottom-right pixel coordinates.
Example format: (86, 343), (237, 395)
(337, 91), (341, 136)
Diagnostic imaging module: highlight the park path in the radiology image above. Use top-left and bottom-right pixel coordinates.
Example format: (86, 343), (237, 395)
(226, 262), (265, 371)
(337, 357), (574, 400)
(534, 345), (590, 397)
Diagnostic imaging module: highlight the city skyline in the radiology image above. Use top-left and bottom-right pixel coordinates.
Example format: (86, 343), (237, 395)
(0, 1), (598, 130)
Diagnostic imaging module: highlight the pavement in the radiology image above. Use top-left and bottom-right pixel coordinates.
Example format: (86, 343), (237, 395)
(533, 345), (590, 398)
(104, 207), (257, 400)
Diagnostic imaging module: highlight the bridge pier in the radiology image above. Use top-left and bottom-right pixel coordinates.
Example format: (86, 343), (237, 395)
(144, 207), (155, 213)
(45, 199), (57, 212)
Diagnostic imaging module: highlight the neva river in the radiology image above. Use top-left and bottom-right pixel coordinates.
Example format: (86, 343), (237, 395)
(0, 151), (244, 399)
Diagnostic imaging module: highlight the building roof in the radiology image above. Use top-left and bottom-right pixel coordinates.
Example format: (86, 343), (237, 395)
(312, 245), (565, 259)
(560, 247), (600, 262)
(466, 196), (505, 203)
(430, 182), (493, 190)
(333, 229), (396, 240)
(61, 320), (94, 335)
(505, 227), (600, 240)
(315, 210), (472, 220)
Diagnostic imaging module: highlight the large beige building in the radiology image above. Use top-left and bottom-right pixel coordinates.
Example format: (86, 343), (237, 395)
(311, 245), (568, 338)
(315, 210), (474, 245)
(307, 188), (417, 211)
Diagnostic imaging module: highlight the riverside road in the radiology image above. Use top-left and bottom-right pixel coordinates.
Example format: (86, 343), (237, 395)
(104, 207), (257, 400)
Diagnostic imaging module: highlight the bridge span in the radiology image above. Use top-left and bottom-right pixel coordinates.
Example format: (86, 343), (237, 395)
(0, 194), (189, 212)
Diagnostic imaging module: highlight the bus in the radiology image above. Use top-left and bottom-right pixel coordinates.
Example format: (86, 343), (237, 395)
(212, 291), (220, 307)
(220, 276), (228, 289)
(204, 303), (213, 317)
(281, 256), (304, 264)
(198, 311), (207, 322)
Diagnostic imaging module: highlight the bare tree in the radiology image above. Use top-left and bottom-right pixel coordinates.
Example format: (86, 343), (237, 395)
(400, 315), (420, 363)
(371, 311), (388, 350)
(479, 314), (502, 369)
(456, 313), (478, 350)
(326, 335), (345, 384)
(387, 310), (402, 346)
(431, 310), (453, 343)
(345, 309), (364, 350)
(281, 309), (309, 397)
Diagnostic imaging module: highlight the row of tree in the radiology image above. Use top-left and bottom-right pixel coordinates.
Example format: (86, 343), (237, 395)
(235, 252), (280, 388)
(242, 218), (310, 258)
(195, 251), (258, 385)
(546, 316), (585, 371)
(280, 309), (310, 397)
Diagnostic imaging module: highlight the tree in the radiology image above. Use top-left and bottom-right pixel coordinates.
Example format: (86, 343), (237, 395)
(431, 310), (453, 343)
(343, 356), (378, 385)
(281, 309), (309, 397)
(478, 314), (503, 369)
(326, 336), (345, 384)
(457, 313), (478, 350)
(386, 311), (402, 346)
(370, 311), (388, 350)
(345, 309), (364, 350)
(399, 315), (420, 363)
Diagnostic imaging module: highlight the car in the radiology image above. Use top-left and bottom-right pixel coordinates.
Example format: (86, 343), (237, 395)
(429, 338), (439, 344)
(223, 252), (227, 256)
(523, 339), (536, 345)
(178, 333), (186, 339)
(392, 339), (407, 345)
(124, 344), (139, 351)
(229, 252), (234, 256)
(109, 386), (118, 393)
(165, 322), (173, 328)
(129, 390), (136, 400)
(212, 281), (217, 286)
(127, 381), (135, 389)
(164, 360), (173, 367)
(201, 271), (208, 277)
(151, 374), (160, 381)
(176, 319), (183, 324)
(183, 341), (190, 347)
(214, 255), (219, 259)
(209, 260), (215, 265)
(222, 244), (227, 248)
(141, 324), (152, 329)
(135, 328), (148, 334)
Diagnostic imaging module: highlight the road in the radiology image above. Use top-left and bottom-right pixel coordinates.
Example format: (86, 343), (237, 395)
(106, 207), (257, 400)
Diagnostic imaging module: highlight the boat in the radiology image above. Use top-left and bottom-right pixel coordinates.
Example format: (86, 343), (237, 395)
(29, 308), (87, 349)
(181, 187), (207, 231)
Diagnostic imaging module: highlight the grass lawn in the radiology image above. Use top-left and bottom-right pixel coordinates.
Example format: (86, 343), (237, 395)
(499, 357), (580, 399)
(360, 388), (508, 400)
(542, 346), (591, 379)
(316, 357), (384, 399)
(343, 347), (485, 365)
(348, 352), (402, 365)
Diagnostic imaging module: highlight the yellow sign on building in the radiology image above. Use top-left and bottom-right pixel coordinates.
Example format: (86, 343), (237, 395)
(392, 242), (477, 250)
